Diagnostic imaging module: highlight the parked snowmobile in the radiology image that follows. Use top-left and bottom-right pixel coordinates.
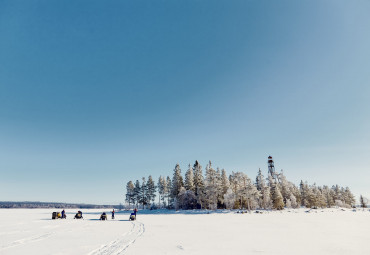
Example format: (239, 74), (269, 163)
(74, 211), (83, 219)
(100, 212), (108, 220)
(52, 212), (62, 219)
(129, 213), (136, 221)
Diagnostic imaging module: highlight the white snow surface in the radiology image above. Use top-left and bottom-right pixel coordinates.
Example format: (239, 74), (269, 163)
(1, 208), (370, 255)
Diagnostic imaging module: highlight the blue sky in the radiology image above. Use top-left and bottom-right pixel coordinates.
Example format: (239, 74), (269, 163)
(1, 0), (369, 204)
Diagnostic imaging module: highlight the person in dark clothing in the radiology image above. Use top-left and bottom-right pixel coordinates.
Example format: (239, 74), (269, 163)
(61, 209), (66, 219)
(133, 208), (138, 219)
(111, 209), (115, 219)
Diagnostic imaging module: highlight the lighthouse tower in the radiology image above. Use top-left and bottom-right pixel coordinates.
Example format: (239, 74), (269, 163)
(268, 156), (275, 176)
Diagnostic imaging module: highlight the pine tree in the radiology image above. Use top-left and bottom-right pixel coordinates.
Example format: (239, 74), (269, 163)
(360, 195), (368, 209)
(158, 176), (167, 208)
(230, 172), (259, 210)
(289, 193), (298, 208)
(204, 161), (220, 210)
(184, 164), (195, 192)
(166, 176), (172, 208)
(305, 185), (316, 208)
(146, 175), (156, 208)
(255, 169), (271, 209)
(343, 187), (355, 207)
(138, 177), (148, 209)
(125, 181), (135, 208)
(221, 169), (230, 195)
(171, 164), (184, 200)
(271, 182), (284, 210)
(256, 168), (264, 191)
(224, 188), (235, 209)
(300, 181), (310, 207)
(134, 180), (141, 207)
(278, 170), (292, 205)
(193, 160), (205, 209)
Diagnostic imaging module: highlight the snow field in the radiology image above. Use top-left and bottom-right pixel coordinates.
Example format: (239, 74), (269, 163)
(1, 208), (370, 255)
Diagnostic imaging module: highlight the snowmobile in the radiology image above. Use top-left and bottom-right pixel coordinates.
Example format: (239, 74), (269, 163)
(129, 213), (136, 221)
(52, 212), (62, 219)
(74, 211), (83, 219)
(100, 212), (108, 220)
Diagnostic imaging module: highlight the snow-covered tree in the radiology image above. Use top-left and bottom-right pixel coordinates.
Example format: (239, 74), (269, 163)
(300, 181), (309, 207)
(256, 169), (264, 191)
(314, 185), (327, 208)
(125, 181), (135, 208)
(224, 188), (235, 209)
(193, 160), (205, 209)
(171, 164), (184, 201)
(278, 170), (292, 205)
(255, 169), (271, 209)
(271, 182), (284, 210)
(230, 172), (259, 210)
(221, 169), (230, 195)
(178, 187), (197, 210)
(184, 164), (195, 192)
(134, 180), (141, 207)
(285, 199), (292, 208)
(138, 177), (148, 209)
(157, 176), (167, 208)
(360, 195), (368, 209)
(166, 176), (172, 208)
(205, 161), (221, 210)
(146, 175), (156, 208)
(289, 193), (299, 208)
(342, 187), (355, 207)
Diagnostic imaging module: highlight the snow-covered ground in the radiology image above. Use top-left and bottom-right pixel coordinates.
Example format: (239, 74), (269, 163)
(1, 208), (369, 255)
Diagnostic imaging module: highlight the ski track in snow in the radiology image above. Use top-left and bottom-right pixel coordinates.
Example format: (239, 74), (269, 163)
(0, 232), (54, 250)
(88, 221), (145, 255)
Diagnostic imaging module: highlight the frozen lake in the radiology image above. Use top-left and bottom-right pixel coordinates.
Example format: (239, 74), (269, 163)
(1, 208), (369, 254)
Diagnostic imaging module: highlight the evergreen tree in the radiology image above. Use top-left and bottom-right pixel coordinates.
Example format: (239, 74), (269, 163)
(184, 164), (195, 192)
(343, 187), (355, 207)
(271, 182), (284, 210)
(230, 172), (259, 210)
(360, 195), (368, 209)
(166, 176), (172, 208)
(305, 184), (317, 208)
(300, 181), (310, 207)
(256, 168), (264, 191)
(278, 170), (292, 205)
(171, 164), (184, 200)
(204, 161), (220, 210)
(221, 169), (230, 195)
(289, 193), (298, 208)
(138, 177), (148, 209)
(256, 170), (271, 209)
(224, 188), (235, 209)
(193, 160), (205, 209)
(158, 176), (167, 208)
(178, 187), (197, 210)
(134, 180), (141, 207)
(146, 175), (156, 208)
(125, 181), (135, 208)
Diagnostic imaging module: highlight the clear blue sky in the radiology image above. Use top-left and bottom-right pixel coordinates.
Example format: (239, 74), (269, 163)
(1, 0), (369, 204)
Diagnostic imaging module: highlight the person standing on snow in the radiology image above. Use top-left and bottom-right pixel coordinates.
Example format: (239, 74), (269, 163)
(112, 209), (115, 219)
(133, 208), (138, 219)
(61, 209), (66, 219)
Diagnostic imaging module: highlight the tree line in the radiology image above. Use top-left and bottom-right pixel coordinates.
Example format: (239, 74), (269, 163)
(125, 159), (362, 210)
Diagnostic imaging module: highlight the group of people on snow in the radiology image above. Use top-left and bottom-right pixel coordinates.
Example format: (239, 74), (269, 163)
(55, 208), (138, 220)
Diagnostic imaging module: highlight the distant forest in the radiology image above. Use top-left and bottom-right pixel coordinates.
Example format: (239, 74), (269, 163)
(125, 157), (367, 210)
(0, 201), (121, 209)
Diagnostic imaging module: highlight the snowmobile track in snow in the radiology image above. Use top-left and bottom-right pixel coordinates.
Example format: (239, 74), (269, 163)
(88, 221), (145, 255)
(0, 232), (54, 250)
